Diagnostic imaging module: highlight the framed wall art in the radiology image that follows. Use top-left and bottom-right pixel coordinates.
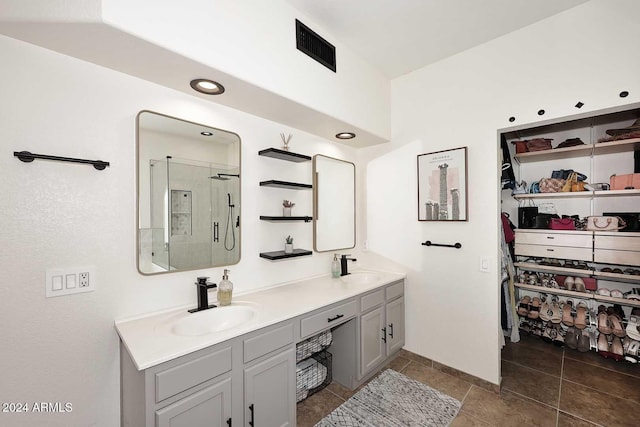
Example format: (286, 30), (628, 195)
(417, 146), (468, 221)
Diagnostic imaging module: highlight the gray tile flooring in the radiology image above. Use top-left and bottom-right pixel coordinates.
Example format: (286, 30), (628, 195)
(297, 337), (640, 426)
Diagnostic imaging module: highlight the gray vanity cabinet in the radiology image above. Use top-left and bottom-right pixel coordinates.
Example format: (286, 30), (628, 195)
(243, 349), (296, 426)
(359, 280), (405, 378)
(155, 377), (232, 427)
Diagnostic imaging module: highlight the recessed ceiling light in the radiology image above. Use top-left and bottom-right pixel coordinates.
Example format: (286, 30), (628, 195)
(335, 132), (356, 140)
(201, 131), (214, 136)
(190, 79), (225, 95)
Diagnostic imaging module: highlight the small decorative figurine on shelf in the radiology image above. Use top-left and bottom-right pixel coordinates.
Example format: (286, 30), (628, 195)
(280, 132), (292, 151)
(285, 235), (294, 254)
(283, 200), (295, 216)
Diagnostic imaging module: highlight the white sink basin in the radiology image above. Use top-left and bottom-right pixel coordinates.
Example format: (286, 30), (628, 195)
(340, 271), (381, 285)
(170, 304), (257, 337)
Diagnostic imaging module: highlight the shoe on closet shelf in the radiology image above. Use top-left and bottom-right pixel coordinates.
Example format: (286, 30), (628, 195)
(564, 277), (575, 291)
(577, 329), (590, 352)
(565, 327), (579, 350)
(610, 336), (625, 361)
(517, 295), (531, 317)
(552, 325), (565, 347)
(573, 277), (586, 293)
(597, 305), (612, 335)
(608, 313), (626, 338)
(574, 301), (589, 330)
(539, 297), (551, 322)
(597, 332), (611, 358)
(527, 297), (541, 320)
(597, 288), (611, 297)
(549, 299), (563, 324)
(542, 322), (554, 344)
(562, 300), (574, 326)
(626, 314), (640, 341)
(610, 289), (624, 299)
(624, 337), (639, 363)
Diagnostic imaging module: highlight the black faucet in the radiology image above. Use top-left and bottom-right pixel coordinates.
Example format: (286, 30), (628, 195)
(188, 276), (217, 313)
(340, 254), (357, 276)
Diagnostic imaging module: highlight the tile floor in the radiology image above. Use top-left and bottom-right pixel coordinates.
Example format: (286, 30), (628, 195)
(297, 337), (640, 426)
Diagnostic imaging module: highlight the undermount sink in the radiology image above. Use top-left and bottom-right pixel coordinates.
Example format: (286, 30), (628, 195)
(170, 304), (257, 337)
(340, 271), (381, 285)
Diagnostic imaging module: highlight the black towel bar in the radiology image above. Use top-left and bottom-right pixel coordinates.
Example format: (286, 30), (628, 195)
(14, 151), (110, 170)
(421, 240), (462, 249)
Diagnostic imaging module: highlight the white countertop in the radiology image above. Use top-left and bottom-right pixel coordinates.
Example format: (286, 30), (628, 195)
(115, 269), (405, 370)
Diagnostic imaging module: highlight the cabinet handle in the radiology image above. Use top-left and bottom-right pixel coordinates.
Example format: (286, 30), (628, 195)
(249, 404), (254, 426)
(546, 236), (555, 239)
(327, 314), (344, 323)
(381, 327), (387, 343)
(388, 323), (394, 339)
(227, 417), (232, 427)
(546, 249), (554, 251)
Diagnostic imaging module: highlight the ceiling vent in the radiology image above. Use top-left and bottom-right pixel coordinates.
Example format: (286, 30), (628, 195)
(296, 19), (336, 72)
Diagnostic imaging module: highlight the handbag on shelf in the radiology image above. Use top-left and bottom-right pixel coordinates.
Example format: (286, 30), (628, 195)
(603, 212), (640, 232)
(511, 140), (528, 154)
(532, 213), (559, 229)
(525, 138), (553, 152)
(585, 216), (627, 231)
(517, 199), (538, 229)
(549, 218), (575, 230)
(610, 173), (640, 190)
(539, 178), (565, 193)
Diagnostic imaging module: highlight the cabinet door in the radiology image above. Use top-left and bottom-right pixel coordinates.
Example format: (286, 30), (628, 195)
(155, 377), (232, 427)
(360, 306), (385, 377)
(386, 297), (405, 355)
(244, 349), (295, 427)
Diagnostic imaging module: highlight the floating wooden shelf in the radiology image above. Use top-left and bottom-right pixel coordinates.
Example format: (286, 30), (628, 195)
(259, 249), (313, 260)
(260, 216), (313, 222)
(259, 180), (312, 190)
(258, 148), (311, 162)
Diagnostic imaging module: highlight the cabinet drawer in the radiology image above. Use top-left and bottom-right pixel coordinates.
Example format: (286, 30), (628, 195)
(515, 243), (592, 261)
(594, 235), (640, 252)
(515, 231), (592, 248)
(385, 281), (404, 301)
(301, 300), (357, 339)
(361, 289), (384, 312)
(244, 322), (294, 363)
(594, 249), (640, 267)
(155, 346), (232, 403)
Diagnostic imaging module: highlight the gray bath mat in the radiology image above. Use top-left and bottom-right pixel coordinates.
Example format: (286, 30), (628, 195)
(315, 369), (461, 427)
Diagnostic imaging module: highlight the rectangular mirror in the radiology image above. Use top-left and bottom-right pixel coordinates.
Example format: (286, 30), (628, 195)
(313, 154), (355, 252)
(137, 111), (241, 274)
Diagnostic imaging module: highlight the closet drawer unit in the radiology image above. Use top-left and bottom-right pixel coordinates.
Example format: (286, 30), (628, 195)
(594, 234), (640, 252)
(514, 243), (592, 261)
(594, 249), (640, 267)
(515, 230), (592, 248)
(300, 300), (357, 339)
(155, 346), (232, 403)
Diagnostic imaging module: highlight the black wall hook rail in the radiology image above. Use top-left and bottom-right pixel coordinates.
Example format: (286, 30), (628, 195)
(14, 151), (110, 171)
(421, 240), (462, 249)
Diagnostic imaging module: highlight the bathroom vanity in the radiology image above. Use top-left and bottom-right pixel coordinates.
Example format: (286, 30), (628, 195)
(116, 270), (405, 427)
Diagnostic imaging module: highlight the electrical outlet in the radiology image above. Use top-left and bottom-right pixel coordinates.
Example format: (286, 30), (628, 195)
(79, 272), (89, 288)
(46, 266), (95, 298)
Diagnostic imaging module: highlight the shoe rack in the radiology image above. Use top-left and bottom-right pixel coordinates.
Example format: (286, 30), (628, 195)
(501, 102), (640, 362)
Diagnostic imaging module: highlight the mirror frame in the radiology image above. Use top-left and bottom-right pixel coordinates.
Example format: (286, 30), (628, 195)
(312, 154), (356, 252)
(136, 110), (242, 275)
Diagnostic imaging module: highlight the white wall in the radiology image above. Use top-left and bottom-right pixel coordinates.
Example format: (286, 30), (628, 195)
(0, 34), (357, 427)
(360, 0), (640, 384)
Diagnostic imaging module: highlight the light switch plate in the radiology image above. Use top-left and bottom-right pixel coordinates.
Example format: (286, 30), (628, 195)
(479, 257), (490, 273)
(46, 266), (96, 298)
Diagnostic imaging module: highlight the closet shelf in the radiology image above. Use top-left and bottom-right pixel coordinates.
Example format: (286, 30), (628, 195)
(514, 137), (640, 163)
(514, 282), (640, 308)
(258, 148), (311, 162)
(513, 262), (593, 278)
(512, 189), (640, 200)
(259, 180), (312, 190)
